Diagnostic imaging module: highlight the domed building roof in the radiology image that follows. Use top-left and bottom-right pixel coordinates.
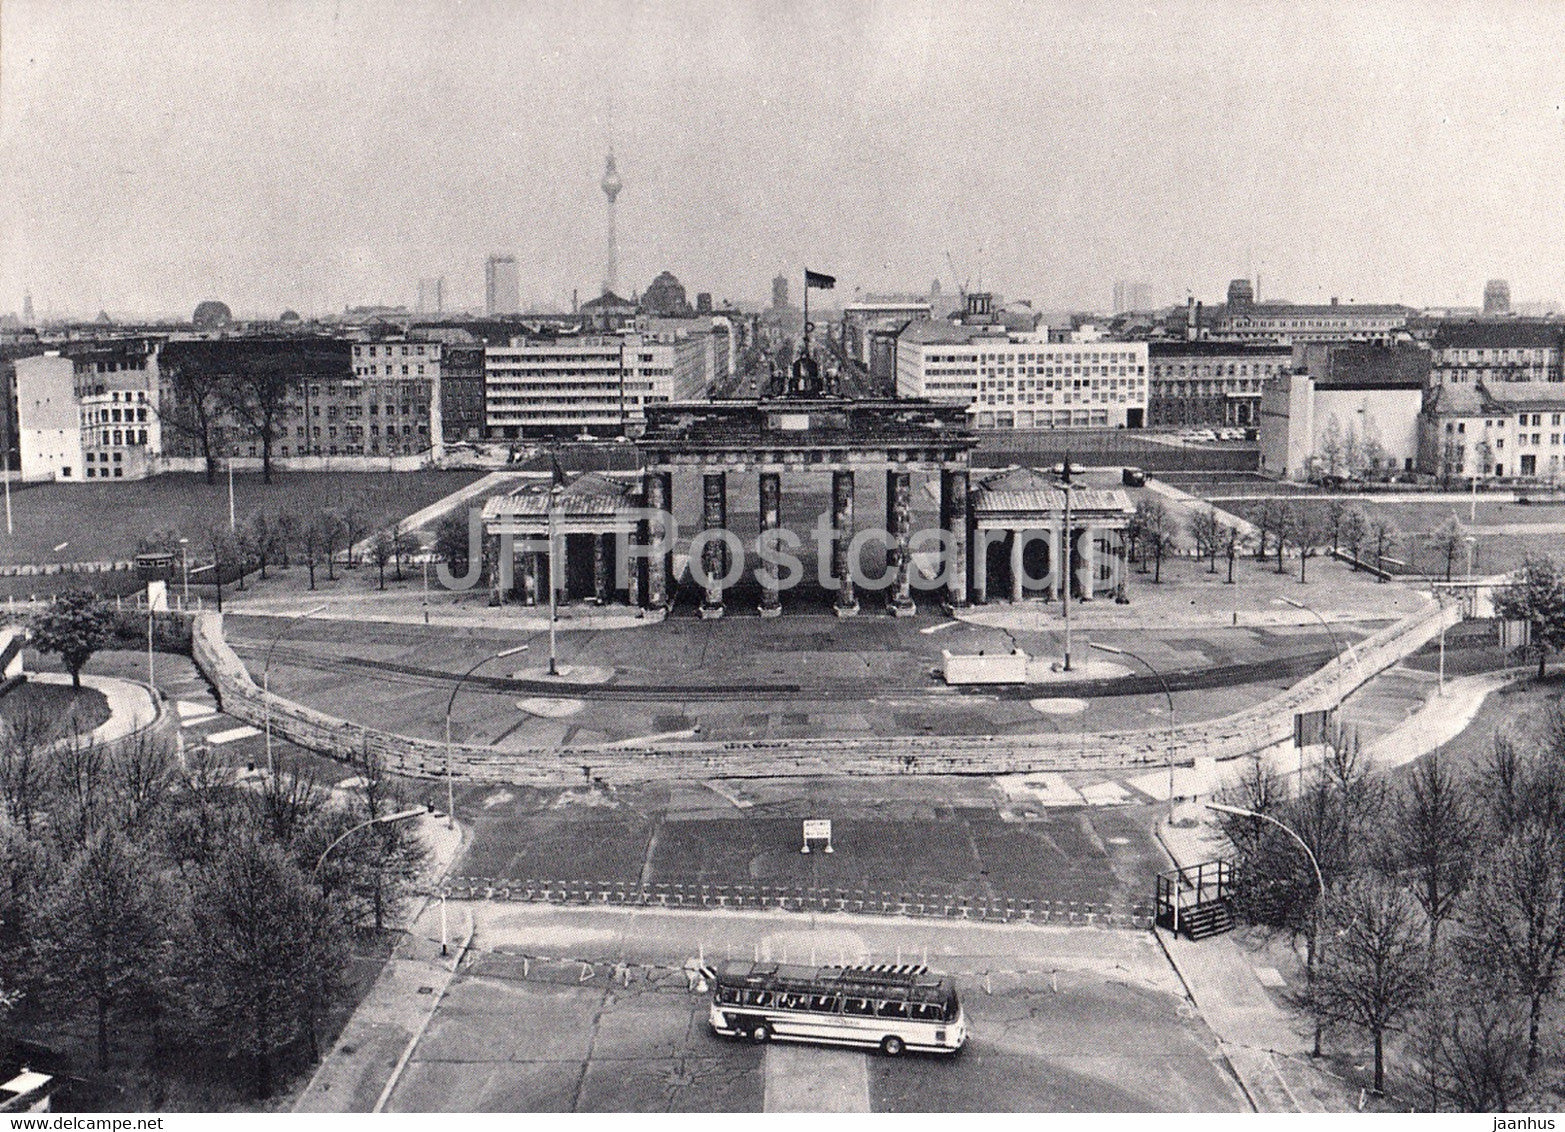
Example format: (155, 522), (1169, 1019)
(641, 270), (692, 317)
(279, 309), (301, 323)
(192, 299), (233, 329)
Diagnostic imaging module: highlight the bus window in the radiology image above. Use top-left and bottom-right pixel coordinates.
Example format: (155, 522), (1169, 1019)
(876, 1000), (908, 1019)
(844, 998), (874, 1016)
(742, 989), (763, 1006)
(912, 1002), (941, 1021)
(814, 995), (840, 1013)
(944, 992), (961, 1021)
(756, 991), (774, 1007)
(718, 987), (740, 1005)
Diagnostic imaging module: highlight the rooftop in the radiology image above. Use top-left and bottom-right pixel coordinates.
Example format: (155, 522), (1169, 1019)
(1430, 319), (1565, 351)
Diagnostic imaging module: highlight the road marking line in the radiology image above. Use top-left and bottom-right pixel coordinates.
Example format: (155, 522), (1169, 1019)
(919, 620), (959, 635)
(175, 700), (217, 721)
(206, 725), (262, 745)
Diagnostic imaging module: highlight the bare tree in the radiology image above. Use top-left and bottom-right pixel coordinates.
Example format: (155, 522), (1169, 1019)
(257, 755), (326, 846)
(337, 496), (370, 569)
(1289, 501), (1331, 583)
(1463, 818), (1565, 1077)
(369, 531), (394, 590)
(390, 523), (420, 583)
(1326, 497), (1348, 554)
(1310, 874), (1427, 1094)
(1189, 507), (1222, 573)
(1369, 516), (1399, 582)
(1432, 514), (1467, 583)
(1389, 750), (1478, 955)
(1418, 958), (1532, 1112)
(219, 357), (296, 484)
(0, 699), (55, 832)
(1340, 505), (1369, 571)
(156, 355), (230, 484)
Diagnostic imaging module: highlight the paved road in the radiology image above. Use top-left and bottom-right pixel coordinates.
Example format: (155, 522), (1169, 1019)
(341, 903), (1247, 1113)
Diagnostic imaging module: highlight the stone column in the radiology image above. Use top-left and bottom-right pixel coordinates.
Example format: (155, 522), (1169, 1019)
(524, 550), (541, 606)
(1010, 529), (1025, 603)
(1078, 525), (1096, 601)
(940, 468), (969, 609)
(832, 470), (858, 616)
(885, 470), (914, 616)
(483, 531), (502, 606)
(625, 528), (641, 608)
(700, 470), (727, 619)
(643, 470), (669, 611)
(593, 532), (610, 604)
(972, 526), (988, 604)
(758, 471), (782, 617)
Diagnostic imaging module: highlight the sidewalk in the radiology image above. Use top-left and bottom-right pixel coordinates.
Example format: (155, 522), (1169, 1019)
(29, 670), (160, 745)
(291, 813), (468, 1113)
(1154, 820), (1341, 1112)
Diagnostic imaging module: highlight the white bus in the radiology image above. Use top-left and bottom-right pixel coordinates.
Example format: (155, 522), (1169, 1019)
(709, 961), (967, 1056)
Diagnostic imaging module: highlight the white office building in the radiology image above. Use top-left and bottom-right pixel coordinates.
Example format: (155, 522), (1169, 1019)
(896, 321), (1148, 429)
(484, 334), (682, 438)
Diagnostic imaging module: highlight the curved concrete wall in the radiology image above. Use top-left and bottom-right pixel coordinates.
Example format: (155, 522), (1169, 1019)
(191, 601), (1456, 785)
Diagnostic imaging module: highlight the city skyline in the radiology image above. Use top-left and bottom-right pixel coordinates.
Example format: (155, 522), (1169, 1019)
(4, 0), (1565, 320)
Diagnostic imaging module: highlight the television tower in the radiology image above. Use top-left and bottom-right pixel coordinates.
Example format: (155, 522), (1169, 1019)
(600, 152), (623, 296)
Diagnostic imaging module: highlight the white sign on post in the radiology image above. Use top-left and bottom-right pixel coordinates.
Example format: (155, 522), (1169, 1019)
(801, 819), (833, 854)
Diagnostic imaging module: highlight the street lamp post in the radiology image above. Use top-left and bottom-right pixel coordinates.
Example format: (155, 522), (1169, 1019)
(313, 807), (426, 877)
(1278, 595), (1361, 676)
(1091, 641), (1176, 820)
(548, 483), (564, 676)
(263, 604), (329, 776)
(179, 538), (190, 609)
(443, 645), (530, 830)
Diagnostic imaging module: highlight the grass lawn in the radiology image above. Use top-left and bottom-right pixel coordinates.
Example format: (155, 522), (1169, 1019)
(1217, 495), (1565, 577)
(0, 678), (111, 737)
(0, 470), (484, 568)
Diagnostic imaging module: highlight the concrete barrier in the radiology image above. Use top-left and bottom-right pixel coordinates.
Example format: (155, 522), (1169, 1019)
(190, 598), (1458, 786)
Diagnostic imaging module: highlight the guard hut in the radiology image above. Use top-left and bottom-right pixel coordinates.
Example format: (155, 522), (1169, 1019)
(480, 472), (642, 607)
(969, 467), (1134, 604)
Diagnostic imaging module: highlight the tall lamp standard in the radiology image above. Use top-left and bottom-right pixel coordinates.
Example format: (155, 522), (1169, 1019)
(1091, 641), (1176, 820)
(1277, 595), (1360, 676)
(1206, 801), (1328, 1055)
(178, 537), (190, 609)
(1051, 460), (1080, 672)
(547, 482), (565, 676)
(313, 807), (426, 877)
(444, 645), (530, 830)
(263, 604), (329, 776)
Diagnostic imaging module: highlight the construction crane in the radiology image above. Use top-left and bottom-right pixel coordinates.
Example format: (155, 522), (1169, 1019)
(944, 251), (969, 301)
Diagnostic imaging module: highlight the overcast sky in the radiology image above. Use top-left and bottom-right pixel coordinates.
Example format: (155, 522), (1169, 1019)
(3, 0), (1564, 320)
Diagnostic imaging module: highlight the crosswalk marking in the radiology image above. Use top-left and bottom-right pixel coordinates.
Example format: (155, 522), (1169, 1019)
(206, 725), (262, 745)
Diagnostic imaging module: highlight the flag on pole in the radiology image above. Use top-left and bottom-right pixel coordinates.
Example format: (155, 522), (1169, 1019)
(804, 269), (836, 290)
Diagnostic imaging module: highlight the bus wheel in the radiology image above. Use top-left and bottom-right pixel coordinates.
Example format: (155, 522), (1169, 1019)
(881, 1035), (905, 1057)
(751, 1023), (771, 1043)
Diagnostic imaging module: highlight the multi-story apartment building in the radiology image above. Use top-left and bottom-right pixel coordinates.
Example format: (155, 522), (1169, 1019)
(1420, 380), (1565, 480)
(160, 337), (437, 463)
(1147, 341), (1292, 427)
(15, 340), (160, 481)
(483, 333), (694, 438)
(438, 344), (486, 442)
(1423, 320), (1564, 386)
(485, 255), (520, 316)
(896, 320), (1148, 430)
